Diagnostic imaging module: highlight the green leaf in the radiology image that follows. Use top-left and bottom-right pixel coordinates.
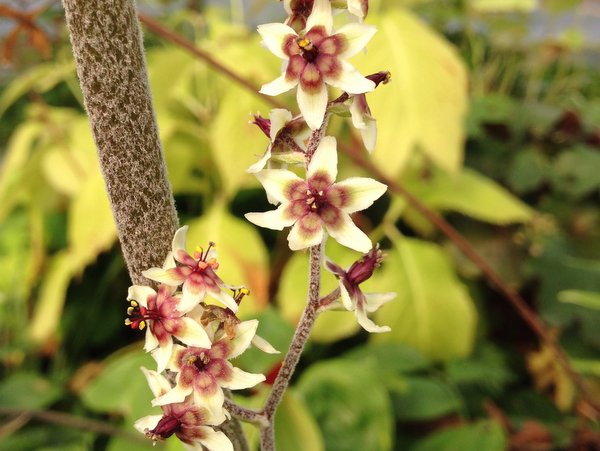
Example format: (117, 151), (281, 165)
(81, 346), (156, 421)
(391, 377), (461, 421)
(373, 236), (477, 361)
(507, 148), (550, 194)
(297, 358), (393, 451)
(67, 171), (117, 269)
(405, 167), (534, 225)
(186, 202), (270, 313)
(28, 251), (75, 345)
(344, 343), (431, 375)
(352, 8), (468, 175)
(410, 421), (507, 451)
(275, 389), (325, 451)
(0, 373), (62, 409)
(550, 146), (600, 198)
(558, 290), (600, 311)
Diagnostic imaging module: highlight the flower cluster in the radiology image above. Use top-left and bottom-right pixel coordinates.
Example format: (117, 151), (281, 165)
(127, 226), (278, 450)
(246, 0), (393, 332)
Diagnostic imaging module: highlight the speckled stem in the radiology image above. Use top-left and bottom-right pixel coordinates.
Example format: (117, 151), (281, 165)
(61, 2), (249, 449)
(259, 242), (323, 451)
(61, 0), (177, 285)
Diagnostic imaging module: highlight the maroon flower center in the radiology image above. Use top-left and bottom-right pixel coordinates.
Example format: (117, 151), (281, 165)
(147, 415), (181, 441)
(297, 37), (319, 63)
(304, 187), (328, 213)
(187, 352), (211, 372)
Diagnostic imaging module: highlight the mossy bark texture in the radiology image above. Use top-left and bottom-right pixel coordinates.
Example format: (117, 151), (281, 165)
(62, 0), (178, 285)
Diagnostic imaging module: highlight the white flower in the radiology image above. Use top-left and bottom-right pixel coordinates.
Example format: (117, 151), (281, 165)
(259, 0), (376, 129)
(245, 136), (386, 252)
(350, 93), (377, 152)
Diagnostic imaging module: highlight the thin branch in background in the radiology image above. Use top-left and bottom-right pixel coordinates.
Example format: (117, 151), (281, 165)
(0, 407), (149, 444)
(137, 16), (600, 413)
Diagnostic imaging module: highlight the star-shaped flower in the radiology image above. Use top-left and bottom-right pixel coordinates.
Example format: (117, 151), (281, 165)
(245, 136), (386, 252)
(325, 246), (395, 332)
(143, 226), (238, 313)
(259, 0), (376, 129)
(126, 284), (211, 372)
(134, 368), (232, 451)
(152, 320), (266, 419)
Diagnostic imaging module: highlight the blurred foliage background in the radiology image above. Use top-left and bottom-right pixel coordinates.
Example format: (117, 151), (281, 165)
(1, 0), (600, 450)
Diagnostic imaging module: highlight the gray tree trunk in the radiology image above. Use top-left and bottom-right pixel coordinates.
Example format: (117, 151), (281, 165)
(62, 1), (248, 449)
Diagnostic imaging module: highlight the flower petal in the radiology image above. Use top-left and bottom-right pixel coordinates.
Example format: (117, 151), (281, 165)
(182, 278), (207, 307)
(338, 281), (354, 311)
(174, 317), (212, 348)
(193, 386), (225, 420)
(210, 289), (239, 313)
(260, 73), (298, 96)
(228, 320), (259, 359)
(144, 325), (159, 352)
(287, 214), (324, 250)
(141, 367), (172, 398)
(245, 205), (295, 231)
(306, 0), (333, 35)
(364, 292), (396, 312)
(258, 23), (297, 59)
(325, 212), (372, 253)
(355, 305), (391, 333)
(152, 336), (174, 373)
(222, 366), (266, 390)
(134, 415), (163, 435)
(127, 285), (156, 308)
(334, 177), (387, 213)
(336, 23), (376, 58)
(307, 135), (338, 182)
(252, 334), (280, 354)
(359, 118), (377, 153)
(197, 427), (234, 451)
(325, 61), (375, 94)
(152, 380), (192, 407)
(255, 169), (305, 204)
(172, 226), (188, 255)
(269, 108), (294, 142)
(347, 0), (368, 20)
(247, 147), (272, 174)
(297, 83), (328, 130)
(142, 267), (185, 286)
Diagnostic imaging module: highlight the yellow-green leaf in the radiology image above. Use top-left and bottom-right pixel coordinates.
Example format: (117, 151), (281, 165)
(373, 236), (477, 360)
(275, 389), (325, 451)
(353, 9), (468, 175)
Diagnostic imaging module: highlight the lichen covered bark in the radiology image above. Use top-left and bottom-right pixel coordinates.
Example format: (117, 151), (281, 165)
(62, 0), (178, 285)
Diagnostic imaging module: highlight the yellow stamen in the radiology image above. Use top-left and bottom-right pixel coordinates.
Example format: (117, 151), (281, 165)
(297, 37), (313, 51)
(130, 300), (138, 307)
(139, 320), (146, 330)
(127, 306), (134, 315)
(124, 318), (132, 325)
(384, 72), (392, 84)
(240, 287), (250, 296)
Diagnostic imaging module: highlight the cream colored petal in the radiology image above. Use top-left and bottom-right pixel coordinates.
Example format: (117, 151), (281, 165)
(142, 267), (184, 287)
(355, 306), (391, 333)
(269, 108), (294, 142)
(337, 23), (376, 58)
(151, 381), (192, 407)
(228, 320), (259, 359)
(247, 147), (272, 174)
(174, 317), (212, 348)
(140, 367), (172, 398)
(297, 83), (328, 130)
(143, 326), (159, 353)
(252, 334), (280, 354)
(334, 177), (387, 213)
(172, 225), (188, 254)
(166, 344), (186, 372)
(162, 251), (176, 270)
(245, 205), (295, 231)
(198, 428), (234, 451)
(194, 386), (225, 421)
(364, 292), (396, 312)
(260, 73), (298, 96)
(211, 289), (239, 313)
(255, 169), (305, 204)
(347, 0), (367, 20)
(133, 415), (162, 435)
(258, 23), (296, 59)
(306, 0), (333, 34)
(359, 118), (377, 153)
(222, 366), (266, 390)
(152, 337), (173, 373)
(325, 61), (375, 94)
(339, 281), (354, 311)
(325, 213), (371, 253)
(307, 135), (338, 182)
(127, 285), (155, 308)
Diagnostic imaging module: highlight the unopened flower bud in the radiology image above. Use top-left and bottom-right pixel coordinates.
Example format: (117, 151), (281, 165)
(346, 246), (383, 285)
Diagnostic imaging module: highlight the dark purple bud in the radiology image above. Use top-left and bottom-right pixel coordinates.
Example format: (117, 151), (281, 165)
(346, 246), (383, 286)
(147, 415), (181, 441)
(366, 71), (391, 88)
(252, 114), (271, 138)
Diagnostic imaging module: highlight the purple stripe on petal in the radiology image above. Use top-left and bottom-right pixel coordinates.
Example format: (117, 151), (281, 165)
(318, 204), (343, 228)
(194, 372), (218, 396)
(286, 55), (306, 81)
(305, 26), (327, 46)
(209, 341), (231, 359)
(180, 366), (196, 388)
(319, 35), (347, 56)
(326, 184), (350, 209)
(308, 171), (333, 191)
(297, 212), (323, 238)
(286, 200), (309, 220)
(316, 54), (341, 78)
(206, 359), (233, 382)
(282, 34), (301, 57)
(175, 249), (197, 267)
(285, 179), (309, 201)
